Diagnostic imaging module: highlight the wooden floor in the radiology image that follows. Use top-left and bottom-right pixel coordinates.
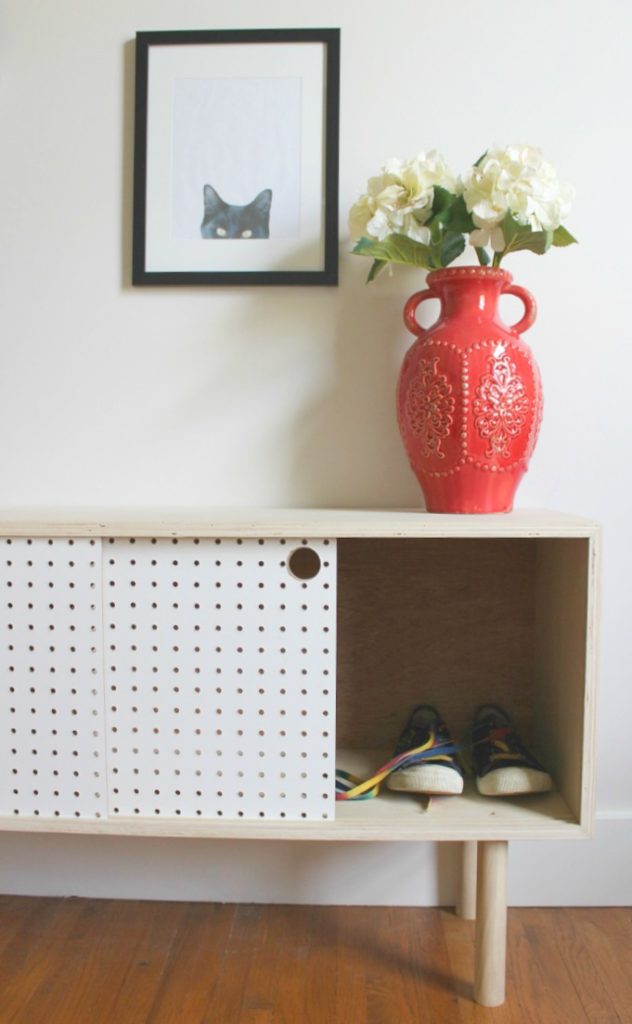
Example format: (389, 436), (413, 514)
(0, 898), (630, 1023)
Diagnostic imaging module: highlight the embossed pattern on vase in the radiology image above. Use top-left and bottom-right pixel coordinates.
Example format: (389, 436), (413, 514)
(405, 355), (455, 460)
(473, 352), (530, 459)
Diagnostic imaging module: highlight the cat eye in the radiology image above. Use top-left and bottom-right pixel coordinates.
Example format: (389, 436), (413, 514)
(241, 230), (253, 239)
(215, 227), (227, 237)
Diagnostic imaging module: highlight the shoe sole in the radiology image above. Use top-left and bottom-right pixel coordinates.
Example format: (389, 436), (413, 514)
(476, 767), (553, 796)
(386, 764), (463, 795)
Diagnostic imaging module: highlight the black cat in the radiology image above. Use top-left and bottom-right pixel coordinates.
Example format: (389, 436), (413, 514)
(200, 185), (272, 239)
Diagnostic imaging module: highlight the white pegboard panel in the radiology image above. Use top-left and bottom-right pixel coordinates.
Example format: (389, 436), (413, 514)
(103, 537), (336, 822)
(0, 538), (107, 820)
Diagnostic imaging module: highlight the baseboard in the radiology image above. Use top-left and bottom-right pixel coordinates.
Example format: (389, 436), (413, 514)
(508, 813), (632, 906)
(0, 815), (630, 906)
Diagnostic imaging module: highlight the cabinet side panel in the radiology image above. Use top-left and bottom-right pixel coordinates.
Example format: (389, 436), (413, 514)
(0, 538), (107, 821)
(534, 538), (594, 828)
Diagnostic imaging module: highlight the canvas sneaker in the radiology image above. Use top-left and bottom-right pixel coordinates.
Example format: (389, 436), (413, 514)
(471, 705), (553, 796)
(386, 705), (464, 795)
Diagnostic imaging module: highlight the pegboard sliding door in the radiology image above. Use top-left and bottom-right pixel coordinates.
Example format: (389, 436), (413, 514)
(0, 538), (108, 821)
(1, 536), (336, 825)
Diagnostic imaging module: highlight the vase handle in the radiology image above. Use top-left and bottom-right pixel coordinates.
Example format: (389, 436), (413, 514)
(403, 289), (438, 337)
(503, 283), (537, 334)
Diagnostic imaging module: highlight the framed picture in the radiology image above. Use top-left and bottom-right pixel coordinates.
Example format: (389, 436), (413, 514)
(132, 28), (340, 286)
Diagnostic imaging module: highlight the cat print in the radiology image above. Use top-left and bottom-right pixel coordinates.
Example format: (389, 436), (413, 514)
(200, 185), (272, 239)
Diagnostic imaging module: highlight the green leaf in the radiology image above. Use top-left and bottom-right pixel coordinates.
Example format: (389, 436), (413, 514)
(498, 213), (553, 256)
(510, 229), (553, 255)
(475, 246), (490, 266)
(352, 236), (381, 257)
(443, 194), (475, 233)
(533, 230), (554, 253)
(553, 225), (578, 247)
(428, 219), (440, 244)
(431, 185), (454, 219)
(474, 151), (488, 167)
(439, 231), (466, 267)
(500, 210), (522, 247)
(366, 259), (387, 282)
(352, 234), (434, 271)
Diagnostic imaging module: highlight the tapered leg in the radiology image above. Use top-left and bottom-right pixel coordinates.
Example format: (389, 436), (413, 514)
(474, 840), (508, 1007)
(457, 840), (478, 919)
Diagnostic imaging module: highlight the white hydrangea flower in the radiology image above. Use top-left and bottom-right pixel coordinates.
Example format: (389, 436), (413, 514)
(349, 151), (458, 244)
(461, 144), (575, 248)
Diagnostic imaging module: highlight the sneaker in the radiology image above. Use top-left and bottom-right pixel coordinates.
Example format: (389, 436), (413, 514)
(386, 705), (463, 795)
(471, 705), (552, 796)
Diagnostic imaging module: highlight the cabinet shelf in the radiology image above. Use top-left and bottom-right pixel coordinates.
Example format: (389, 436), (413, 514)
(333, 749), (582, 841)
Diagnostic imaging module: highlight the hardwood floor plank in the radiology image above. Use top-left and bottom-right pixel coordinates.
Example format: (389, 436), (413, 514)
(100, 900), (188, 1024)
(144, 902), (236, 1024)
(550, 908), (624, 1023)
(440, 909), (475, 1022)
(304, 907), (338, 1024)
(0, 896), (51, 964)
(363, 906), (422, 1024)
(188, 903), (262, 1024)
(384, 907), (427, 1023)
(0, 897), (87, 1022)
(333, 905), (368, 1024)
(268, 905), (314, 1024)
(0, 897), (64, 986)
(237, 904), (311, 1024)
(515, 908), (590, 1024)
(556, 909), (632, 1024)
(13, 899), (165, 1024)
(404, 907), (463, 1018)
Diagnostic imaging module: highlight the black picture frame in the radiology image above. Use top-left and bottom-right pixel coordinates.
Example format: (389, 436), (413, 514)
(132, 28), (340, 286)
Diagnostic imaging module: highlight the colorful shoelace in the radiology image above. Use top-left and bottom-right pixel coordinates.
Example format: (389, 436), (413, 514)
(481, 725), (540, 766)
(335, 731), (459, 801)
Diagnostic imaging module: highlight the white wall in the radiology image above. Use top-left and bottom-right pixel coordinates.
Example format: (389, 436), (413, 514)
(1, 0), (631, 905)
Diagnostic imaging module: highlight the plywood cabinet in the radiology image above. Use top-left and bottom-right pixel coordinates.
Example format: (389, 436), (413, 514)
(0, 508), (600, 1006)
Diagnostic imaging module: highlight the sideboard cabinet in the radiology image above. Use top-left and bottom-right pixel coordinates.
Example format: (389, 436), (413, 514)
(0, 508), (600, 1006)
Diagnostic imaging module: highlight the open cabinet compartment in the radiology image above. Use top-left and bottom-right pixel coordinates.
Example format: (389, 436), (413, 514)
(335, 535), (597, 840)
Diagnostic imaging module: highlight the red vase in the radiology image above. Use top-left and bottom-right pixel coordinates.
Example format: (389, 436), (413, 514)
(397, 267), (542, 513)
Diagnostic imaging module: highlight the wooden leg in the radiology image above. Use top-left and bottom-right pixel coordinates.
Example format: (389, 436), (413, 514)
(474, 840), (508, 1007)
(456, 840), (478, 919)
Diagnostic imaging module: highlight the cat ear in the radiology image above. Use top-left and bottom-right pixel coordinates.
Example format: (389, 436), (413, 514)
(203, 185), (225, 211)
(252, 189), (272, 215)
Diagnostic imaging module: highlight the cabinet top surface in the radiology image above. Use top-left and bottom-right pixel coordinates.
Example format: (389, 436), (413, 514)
(0, 507), (599, 538)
